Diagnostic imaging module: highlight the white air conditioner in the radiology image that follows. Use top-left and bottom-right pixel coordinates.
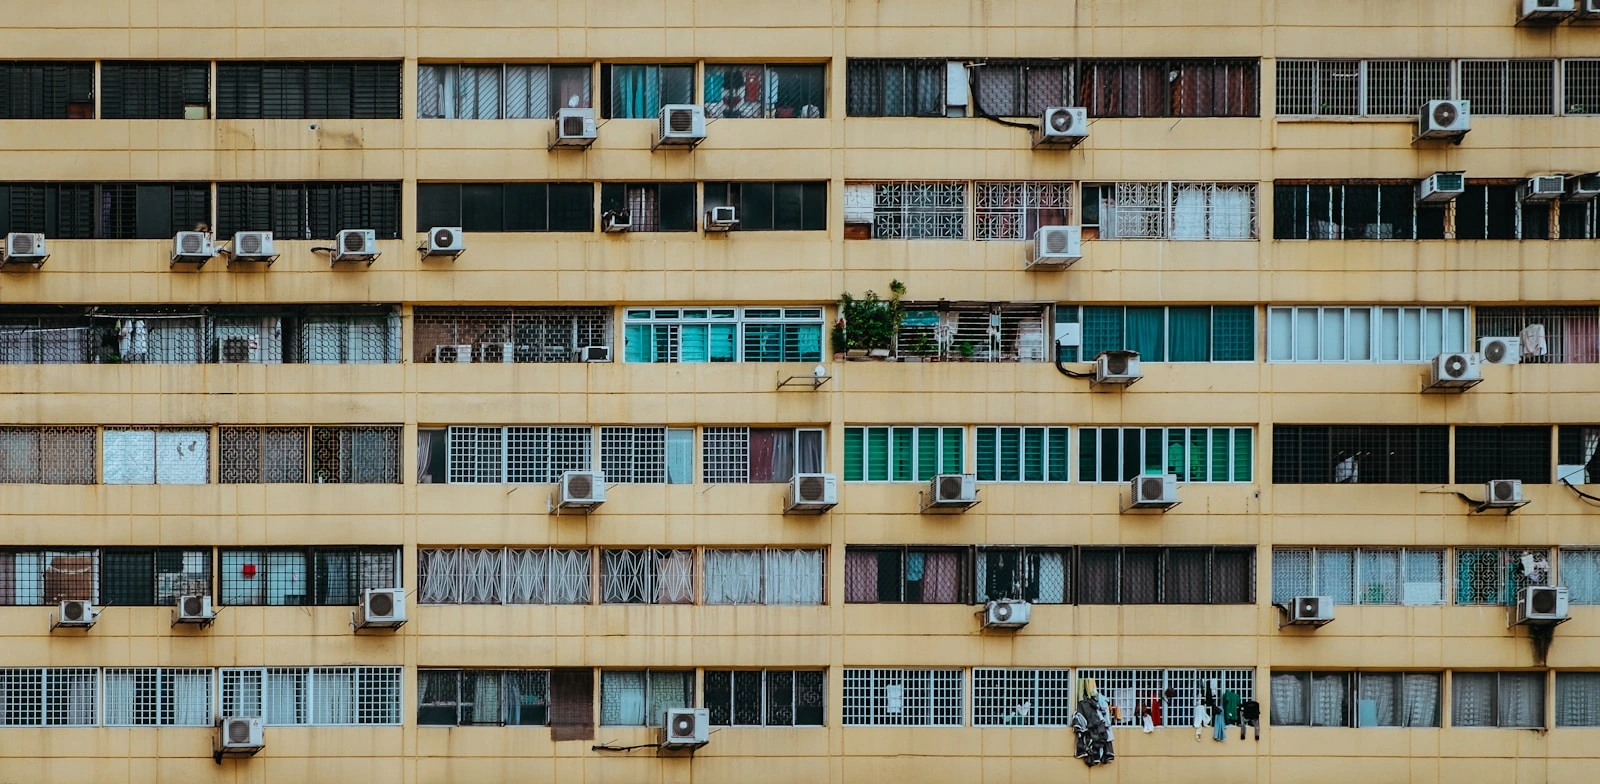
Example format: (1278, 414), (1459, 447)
(215, 716), (265, 755)
(705, 206), (739, 232)
(551, 107), (598, 149)
(227, 231), (277, 264)
(785, 472), (838, 514)
(1521, 175), (1566, 202)
(332, 229), (379, 264)
(1035, 106), (1088, 146)
(1484, 479), (1524, 508)
(355, 588), (407, 630)
(982, 599), (1031, 629)
(603, 211), (632, 233)
(924, 473), (979, 511)
(1126, 473), (1179, 510)
(170, 231), (216, 268)
(1027, 226), (1082, 269)
(1479, 336), (1522, 364)
(655, 104), (707, 148)
(434, 344), (473, 364)
(1283, 596), (1334, 626)
(1513, 585), (1569, 625)
(1417, 100), (1470, 142)
(421, 226), (465, 258)
(1427, 352), (1482, 390)
(1417, 172), (1466, 203)
(659, 707), (710, 749)
(1519, 0), (1577, 23)
(1094, 350), (1142, 386)
(1578, 0), (1600, 20)
(1567, 173), (1600, 200)
(173, 594), (215, 625)
(581, 345), (611, 362)
(53, 600), (99, 629)
(555, 470), (606, 510)
(1, 232), (49, 268)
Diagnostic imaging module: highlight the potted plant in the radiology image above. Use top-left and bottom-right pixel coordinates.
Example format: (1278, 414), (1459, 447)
(958, 341), (976, 360)
(834, 280), (906, 360)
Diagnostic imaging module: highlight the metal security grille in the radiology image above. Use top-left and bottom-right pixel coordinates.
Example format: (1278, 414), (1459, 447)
(443, 426), (593, 484)
(0, 427), (95, 483)
(971, 60), (1074, 118)
(702, 427), (750, 483)
(417, 669), (551, 726)
(1077, 427), (1253, 483)
(1365, 60), (1452, 116)
(1475, 307), (1599, 364)
(412, 306), (613, 364)
(218, 548), (399, 606)
(1271, 547), (1446, 606)
(1456, 548), (1552, 606)
(865, 182), (968, 239)
(0, 62), (94, 119)
(1455, 426), (1553, 484)
(844, 59), (946, 117)
(417, 547), (592, 605)
(0, 550), (98, 605)
(1460, 60), (1555, 115)
(702, 548), (825, 605)
(1565, 60), (1600, 114)
(599, 426), (667, 483)
(220, 666), (403, 725)
(0, 668), (98, 726)
(418, 64), (593, 119)
(1271, 425), (1450, 484)
(598, 670), (694, 726)
(974, 182), (1072, 240)
(219, 427), (308, 483)
(0, 306), (399, 365)
(894, 302), (1051, 362)
(100, 548), (211, 606)
(311, 426), (401, 484)
(1276, 59), (1451, 116)
(1074, 547), (1254, 605)
(975, 547), (1071, 603)
(841, 668), (964, 726)
(102, 668), (212, 726)
(600, 549), (694, 604)
(971, 668), (1075, 726)
(1075, 668), (1255, 728)
(704, 64), (826, 118)
(1088, 182), (1257, 240)
(1110, 182), (1165, 238)
(703, 670), (826, 726)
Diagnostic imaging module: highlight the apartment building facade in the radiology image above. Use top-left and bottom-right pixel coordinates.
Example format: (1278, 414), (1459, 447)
(0, 0), (1598, 782)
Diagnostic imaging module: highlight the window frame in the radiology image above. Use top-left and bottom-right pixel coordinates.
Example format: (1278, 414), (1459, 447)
(701, 181), (828, 231)
(622, 307), (825, 365)
(442, 425), (595, 485)
(417, 547), (593, 606)
(840, 668), (965, 727)
(844, 59), (948, 118)
(1076, 426), (1254, 484)
(99, 547), (212, 607)
(215, 60), (403, 120)
(598, 669), (695, 726)
(416, 669), (551, 727)
(1081, 181), (1258, 240)
(1265, 306), (1470, 363)
(842, 546), (972, 604)
(219, 666), (404, 726)
(703, 63), (826, 119)
(217, 546), (400, 607)
(1057, 305), (1258, 363)
(416, 63), (593, 120)
(701, 426), (826, 484)
(972, 181), (1074, 241)
(1074, 667), (1256, 728)
(602, 63), (696, 119)
(1270, 546), (1447, 607)
(414, 182), (596, 233)
(1270, 425), (1451, 485)
(703, 669), (826, 727)
(1074, 546), (1256, 605)
(973, 546), (1073, 604)
(841, 425), (966, 483)
(0, 668), (99, 726)
(701, 547), (826, 606)
(1451, 671), (1547, 729)
(101, 667), (214, 727)
(101, 427), (210, 485)
(972, 427), (1071, 483)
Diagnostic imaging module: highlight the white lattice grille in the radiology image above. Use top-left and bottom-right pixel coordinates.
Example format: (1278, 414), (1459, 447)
(841, 668), (964, 726)
(102, 667), (213, 726)
(1111, 182), (1167, 239)
(220, 666), (401, 726)
(1460, 59), (1555, 115)
(0, 427), (97, 484)
(446, 426), (503, 483)
(702, 427), (750, 483)
(218, 426), (307, 483)
(418, 547), (592, 605)
(0, 668), (97, 726)
(599, 426), (667, 483)
(866, 182), (968, 239)
(601, 549), (694, 604)
(974, 181), (1072, 241)
(972, 668), (1075, 726)
(1457, 548), (1552, 605)
(1075, 668), (1255, 728)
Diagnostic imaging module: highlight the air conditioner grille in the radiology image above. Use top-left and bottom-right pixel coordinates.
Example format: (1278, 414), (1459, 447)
(1139, 476), (1165, 499)
(567, 473), (593, 498)
(938, 475), (965, 499)
(1299, 597), (1320, 616)
(1432, 102), (1459, 127)
(1043, 229), (1070, 254)
(671, 712), (696, 737)
(562, 115), (585, 136)
(433, 228), (455, 248)
(1531, 588), (1557, 614)
(1442, 354), (1469, 378)
(63, 602), (84, 621)
(993, 602), (1012, 621)
(183, 596), (204, 616)
(669, 109), (693, 133)
(181, 233), (204, 253)
(1048, 109), (1073, 132)
(239, 234), (263, 255)
(1106, 354), (1129, 375)
(1482, 340), (1508, 363)
(227, 720), (252, 744)
(368, 591), (394, 617)
(798, 475), (825, 500)
(1493, 481), (1515, 501)
(342, 232), (367, 252)
(11, 235), (35, 255)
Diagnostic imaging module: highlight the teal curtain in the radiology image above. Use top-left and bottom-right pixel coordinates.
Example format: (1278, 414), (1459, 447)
(1168, 307), (1212, 362)
(1125, 307), (1165, 361)
(1211, 306), (1256, 361)
(1080, 307), (1123, 360)
(615, 65), (661, 118)
(791, 324), (822, 361)
(624, 324), (651, 363)
(1232, 428), (1252, 482)
(680, 325), (709, 362)
(843, 428), (864, 481)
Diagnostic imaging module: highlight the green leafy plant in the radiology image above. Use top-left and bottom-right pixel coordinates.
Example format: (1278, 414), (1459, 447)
(834, 279), (906, 353)
(958, 341), (976, 359)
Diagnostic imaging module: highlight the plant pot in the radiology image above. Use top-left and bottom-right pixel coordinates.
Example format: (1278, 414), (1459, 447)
(868, 348), (891, 359)
(832, 353), (846, 361)
(845, 348), (869, 358)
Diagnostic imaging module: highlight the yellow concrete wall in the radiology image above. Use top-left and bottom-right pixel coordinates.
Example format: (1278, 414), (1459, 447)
(0, 0), (1598, 781)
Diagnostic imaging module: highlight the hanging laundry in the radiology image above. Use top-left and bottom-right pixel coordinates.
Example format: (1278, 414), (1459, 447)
(132, 319), (148, 356)
(1519, 323), (1547, 357)
(1241, 699), (1261, 740)
(1140, 710), (1154, 734)
(1072, 696), (1115, 767)
(1223, 690), (1242, 725)
(1212, 704), (1226, 741)
(1149, 695), (1162, 726)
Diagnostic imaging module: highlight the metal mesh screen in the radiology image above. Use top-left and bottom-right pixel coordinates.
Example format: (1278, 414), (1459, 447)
(864, 182), (968, 239)
(1474, 307), (1599, 364)
(102, 667), (213, 726)
(841, 668), (964, 726)
(972, 668), (1074, 726)
(101, 548), (211, 606)
(311, 426), (401, 484)
(219, 548), (398, 606)
(1561, 549), (1600, 605)
(219, 426), (307, 483)
(1456, 548), (1552, 606)
(0, 427), (95, 483)
(703, 670), (825, 726)
(1455, 426), (1553, 484)
(1271, 425), (1450, 484)
(1366, 59), (1451, 116)
(412, 306), (613, 364)
(599, 426), (666, 483)
(0, 550), (98, 605)
(971, 60), (1073, 118)
(1565, 60), (1600, 114)
(974, 181), (1072, 240)
(701, 427), (749, 483)
(1460, 60), (1556, 115)
(1075, 668), (1254, 728)
(894, 302), (1050, 362)
(0, 307), (398, 364)
(0, 668), (97, 726)
(416, 669), (550, 726)
(220, 666), (402, 725)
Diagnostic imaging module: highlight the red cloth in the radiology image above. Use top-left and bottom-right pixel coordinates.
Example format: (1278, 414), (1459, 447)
(1150, 697), (1162, 725)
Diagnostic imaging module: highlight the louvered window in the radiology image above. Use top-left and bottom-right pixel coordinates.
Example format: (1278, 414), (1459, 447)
(101, 62), (209, 119)
(0, 62), (94, 118)
(215, 182), (401, 240)
(0, 183), (210, 239)
(216, 61), (402, 119)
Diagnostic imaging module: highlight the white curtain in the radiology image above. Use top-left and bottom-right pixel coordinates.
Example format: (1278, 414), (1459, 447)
(313, 670), (356, 725)
(1403, 549), (1445, 605)
(766, 548), (824, 605)
(172, 669), (211, 726)
(1310, 672), (1348, 726)
(1402, 673), (1441, 727)
(224, 668), (264, 719)
(472, 671), (503, 724)
(1557, 672), (1600, 727)
(64, 670), (97, 726)
(657, 550), (694, 604)
(1271, 672), (1307, 725)
(601, 671), (646, 725)
(265, 669), (304, 725)
(666, 429), (694, 484)
(103, 670), (136, 725)
(103, 429), (156, 484)
(647, 672), (693, 727)
(1357, 672), (1399, 726)
(1271, 548), (1312, 604)
(1170, 184), (1208, 240)
(1357, 549), (1400, 605)
(1563, 549), (1600, 604)
(1452, 672), (1496, 727)
(797, 430), (825, 474)
(1498, 672), (1544, 728)
(705, 549), (762, 604)
(1210, 185), (1254, 239)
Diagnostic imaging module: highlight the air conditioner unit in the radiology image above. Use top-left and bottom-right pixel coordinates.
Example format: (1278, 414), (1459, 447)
(982, 599), (1031, 629)
(659, 707), (710, 749)
(550, 107), (598, 149)
(173, 594), (215, 625)
(1427, 352), (1482, 390)
(332, 229), (379, 264)
(170, 231), (216, 269)
(1513, 585), (1569, 625)
(1479, 336), (1522, 364)
(54, 600), (99, 629)
(1, 232), (49, 268)
(1283, 596), (1335, 626)
(581, 345), (611, 362)
(1577, 0), (1600, 20)
(421, 226), (465, 258)
(1126, 473), (1179, 510)
(227, 231), (277, 264)
(1027, 226), (1082, 269)
(355, 588), (407, 630)
(1416, 100), (1470, 142)
(1094, 350), (1142, 386)
(555, 470), (606, 510)
(785, 472), (838, 514)
(215, 716), (265, 756)
(433, 344), (473, 364)
(1484, 479), (1524, 508)
(1035, 106), (1088, 146)
(1520, 175), (1566, 202)
(603, 211), (632, 233)
(1519, 0), (1577, 23)
(655, 104), (707, 148)
(1567, 173), (1600, 200)
(924, 473), (979, 511)
(705, 206), (739, 231)
(1417, 172), (1466, 203)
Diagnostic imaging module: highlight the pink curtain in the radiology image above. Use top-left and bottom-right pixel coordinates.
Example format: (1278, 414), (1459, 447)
(844, 551), (878, 603)
(1566, 317), (1598, 363)
(921, 552), (960, 603)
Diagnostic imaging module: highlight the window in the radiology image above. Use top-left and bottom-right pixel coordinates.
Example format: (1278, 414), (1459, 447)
(0, 550), (98, 605)
(549, 669), (595, 740)
(1271, 425), (1449, 484)
(702, 182), (827, 231)
(417, 547), (592, 605)
(1276, 59), (1450, 117)
(0, 668), (98, 726)
(1559, 425), (1600, 486)
(0, 183), (211, 240)
(296, 311), (401, 364)
(219, 427), (307, 483)
(704, 670), (825, 726)
(215, 181), (403, 241)
(311, 426), (401, 484)
(843, 547), (968, 603)
(623, 307), (824, 364)
(600, 549), (694, 604)
(598, 426), (693, 484)
(1453, 672), (1546, 728)
(1564, 60), (1600, 114)
(841, 426), (965, 482)
(0, 313), (97, 364)
(218, 547), (399, 606)
(417, 670), (550, 726)
(443, 426), (593, 484)
(702, 428), (825, 483)
(1455, 183), (1537, 240)
(974, 547), (1071, 604)
(972, 181), (1072, 240)
(1270, 671), (1440, 728)
(1556, 672), (1600, 727)
(1455, 426), (1552, 485)
(413, 306), (613, 364)
(1081, 182), (1257, 240)
(1272, 183), (1445, 240)
(0, 427), (95, 483)
(1079, 59), (1258, 117)
(102, 668), (212, 726)
(220, 666), (403, 726)
(970, 668), (1074, 727)
(1073, 668), (1257, 728)
(1559, 199), (1599, 240)
(0, 62), (94, 119)
(1271, 547), (1446, 606)
(1456, 548), (1551, 606)
(102, 428), (208, 484)
(1075, 547), (1254, 605)
(417, 63), (592, 119)
(414, 183), (594, 233)
(845, 59), (946, 117)
(704, 64), (825, 118)
(970, 60), (1074, 118)
(1077, 427), (1253, 483)
(1266, 306), (1468, 363)
(602, 64), (694, 119)
(1561, 549), (1600, 605)
(895, 302), (1051, 362)
(1475, 307), (1599, 364)
(849, 181), (967, 239)
(841, 668), (963, 726)
(973, 428), (1070, 482)
(100, 548), (211, 606)
(1058, 306), (1256, 363)
(598, 182), (696, 232)
(599, 670), (693, 726)
(100, 62), (209, 119)
(1460, 60), (1555, 115)
(216, 61), (402, 119)
(702, 548), (824, 605)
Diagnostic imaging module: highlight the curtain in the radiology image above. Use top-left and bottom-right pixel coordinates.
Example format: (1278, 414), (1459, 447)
(1167, 307), (1211, 362)
(173, 670), (210, 725)
(1499, 672), (1544, 727)
(613, 65), (660, 119)
(1452, 672), (1496, 727)
(1566, 315), (1599, 363)
(767, 549), (823, 605)
(1402, 673), (1441, 727)
(1357, 673), (1399, 726)
(1315, 549), (1355, 605)
(472, 671), (502, 724)
(223, 669), (263, 720)
(749, 429), (793, 483)
(1171, 184), (1208, 239)
(1311, 672), (1349, 727)
(601, 671), (645, 725)
(313, 670), (355, 725)
(1033, 552), (1066, 603)
(417, 65), (445, 118)
(416, 429), (434, 484)
(666, 429), (693, 484)
(602, 550), (645, 603)
(1403, 549), (1445, 605)
(1564, 549), (1600, 604)
(1556, 672), (1600, 727)
(1271, 672), (1307, 725)
(266, 670), (302, 725)
(648, 672), (693, 726)
(1357, 549), (1401, 605)
(1211, 186), (1253, 239)
(103, 671), (135, 725)
(459, 548), (502, 604)
(552, 65), (592, 112)
(1124, 307), (1165, 361)
(916, 551), (960, 603)
(503, 65), (545, 119)
(844, 550), (879, 602)
(797, 430), (824, 474)
(705, 549), (762, 605)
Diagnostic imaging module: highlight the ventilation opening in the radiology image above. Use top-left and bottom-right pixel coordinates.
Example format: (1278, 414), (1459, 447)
(567, 473), (593, 498)
(668, 109), (693, 133)
(1483, 340), (1507, 362)
(798, 475), (825, 500)
(992, 602), (1012, 620)
(227, 720), (252, 744)
(239, 234), (263, 255)
(10, 235), (35, 255)
(1048, 109), (1073, 132)
(1432, 102), (1458, 127)
(1299, 598), (1320, 616)
(1443, 354), (1468, 378)
(1531, 589), (1557, 614)
(342, 232), (368, 253)
(938, 475), (966, 499)
(368, 591), (394, 617)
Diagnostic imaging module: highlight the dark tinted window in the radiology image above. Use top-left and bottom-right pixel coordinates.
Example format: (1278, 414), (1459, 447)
(101, 62), (210, 119)
(1272, 425), (1450, 484)
(1455, 426), (1552, 485)
(0, 183), (209, 239)
(704, 182), (826, 231)
(216, 61), (402, 119)
(0, 62), (94, 118)
(416, 183), (594, 232)
(216, 182), (401, 240)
